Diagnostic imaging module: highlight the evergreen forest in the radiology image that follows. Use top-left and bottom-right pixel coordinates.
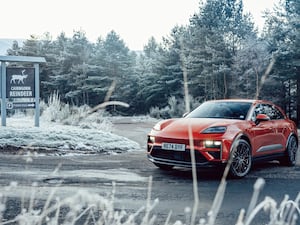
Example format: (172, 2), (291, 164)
(4, 0), (300, 126)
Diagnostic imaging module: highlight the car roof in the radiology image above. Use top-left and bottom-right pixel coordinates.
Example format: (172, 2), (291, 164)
(206, 99), (273, 105)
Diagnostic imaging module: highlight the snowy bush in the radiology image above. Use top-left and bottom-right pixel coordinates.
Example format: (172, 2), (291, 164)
(40, 92), (70, 123)
(149, 96), (201, 119)
(149, 96), (184, 119)
(40, 92), (113, 132)
(1, 93), (139, 153)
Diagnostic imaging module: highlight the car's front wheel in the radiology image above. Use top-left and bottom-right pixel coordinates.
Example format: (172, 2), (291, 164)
(280, 135), (298, 166)
(229, 139), (252, 178)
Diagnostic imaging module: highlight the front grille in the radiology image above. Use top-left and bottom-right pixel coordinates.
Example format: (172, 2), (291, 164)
(150, 147), (207, 164)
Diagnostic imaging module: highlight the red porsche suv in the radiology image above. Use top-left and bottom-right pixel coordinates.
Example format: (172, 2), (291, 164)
(147, 99), (299, 178)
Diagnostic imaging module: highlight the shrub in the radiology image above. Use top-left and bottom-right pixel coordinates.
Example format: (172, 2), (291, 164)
(40, 92), (113, 132)
(149, 96), (201, 119)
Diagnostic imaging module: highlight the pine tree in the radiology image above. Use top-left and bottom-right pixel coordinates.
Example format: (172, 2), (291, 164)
(6, 40), (22, 56)
(285, 0), (300, 125)
(91, 31), (136, 113)
(231, 36), (272, 99)
(263, 0), (300, 123)
(136, 37), (169, 110)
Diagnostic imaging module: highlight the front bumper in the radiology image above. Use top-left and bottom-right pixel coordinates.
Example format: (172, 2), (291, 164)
(147, 154), (221, 168)
(147, 146), (226, 168)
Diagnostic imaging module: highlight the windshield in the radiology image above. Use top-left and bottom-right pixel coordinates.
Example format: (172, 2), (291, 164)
(186, 101), (252, 120)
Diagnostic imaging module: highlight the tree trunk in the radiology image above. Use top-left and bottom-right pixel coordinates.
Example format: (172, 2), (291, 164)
(223, 72), (227, 99)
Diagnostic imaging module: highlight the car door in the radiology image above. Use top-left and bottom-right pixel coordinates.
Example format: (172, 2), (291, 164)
(266, 104), (286, 152)
(249, 104), (283, 157)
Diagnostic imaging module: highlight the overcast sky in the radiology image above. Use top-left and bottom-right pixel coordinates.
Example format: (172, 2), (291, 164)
(1, 0), (279, 50)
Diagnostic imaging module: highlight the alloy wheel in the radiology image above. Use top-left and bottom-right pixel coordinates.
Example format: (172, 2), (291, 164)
(230, 139), (252, 178)
(281, 135), (298, 166)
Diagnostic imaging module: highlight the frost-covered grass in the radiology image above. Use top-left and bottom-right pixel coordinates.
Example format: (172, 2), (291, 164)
(0, 177), (299, 225)
(0, 99), (140, 155)
(0, 116), (139, 155)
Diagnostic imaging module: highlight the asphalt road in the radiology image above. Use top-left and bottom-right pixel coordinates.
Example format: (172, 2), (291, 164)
(0, 118), (299, 225)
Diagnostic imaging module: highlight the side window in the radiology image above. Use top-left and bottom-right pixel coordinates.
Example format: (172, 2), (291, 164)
(262, 104), (273, 119)
(252, 103), (284, 121)
(252, 104), (264, 121)
(270, 106), (284, 120)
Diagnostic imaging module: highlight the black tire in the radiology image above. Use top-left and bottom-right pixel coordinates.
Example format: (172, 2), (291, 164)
(154, 163), (174, 170)
(229, 139), (252, 178)
(280, 135), (298, 166)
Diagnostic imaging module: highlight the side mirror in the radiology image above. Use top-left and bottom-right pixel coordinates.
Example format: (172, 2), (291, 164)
(255, 114), (270, 125)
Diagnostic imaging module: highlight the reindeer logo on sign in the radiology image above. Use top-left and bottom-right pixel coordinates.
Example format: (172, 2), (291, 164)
(10, 69), (28, 84)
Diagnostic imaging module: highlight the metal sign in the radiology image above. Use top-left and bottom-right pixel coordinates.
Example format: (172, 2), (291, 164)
(6, 101), (35, 109)
(6, 67), (35, 99)
(0, 56), (46, 127)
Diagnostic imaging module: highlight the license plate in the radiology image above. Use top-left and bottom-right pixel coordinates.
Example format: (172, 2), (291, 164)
(162, 143), (185, 151)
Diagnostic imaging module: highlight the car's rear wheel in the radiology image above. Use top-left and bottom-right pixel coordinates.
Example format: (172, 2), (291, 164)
(229, 139), (252, 178)
(154, 163), (174, 170)
(280, 135), (298, 166)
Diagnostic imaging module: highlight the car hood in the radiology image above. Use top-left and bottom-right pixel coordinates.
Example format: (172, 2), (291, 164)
(156, 118), (237, 139)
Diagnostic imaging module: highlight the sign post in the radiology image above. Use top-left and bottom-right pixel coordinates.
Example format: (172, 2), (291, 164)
(34, 63), (40, 127)
(1, 62), (6, 126)
(0, 56), (46, 127)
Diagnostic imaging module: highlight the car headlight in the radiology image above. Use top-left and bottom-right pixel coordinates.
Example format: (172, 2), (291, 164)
(204, 140), (222, 148)
(148, 136), (155, 143)
(153, 123), (162, 131)
(202, 126), (227, 134)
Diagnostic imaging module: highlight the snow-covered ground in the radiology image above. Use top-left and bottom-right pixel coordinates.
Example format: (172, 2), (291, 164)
(0, 115), (142, 155)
